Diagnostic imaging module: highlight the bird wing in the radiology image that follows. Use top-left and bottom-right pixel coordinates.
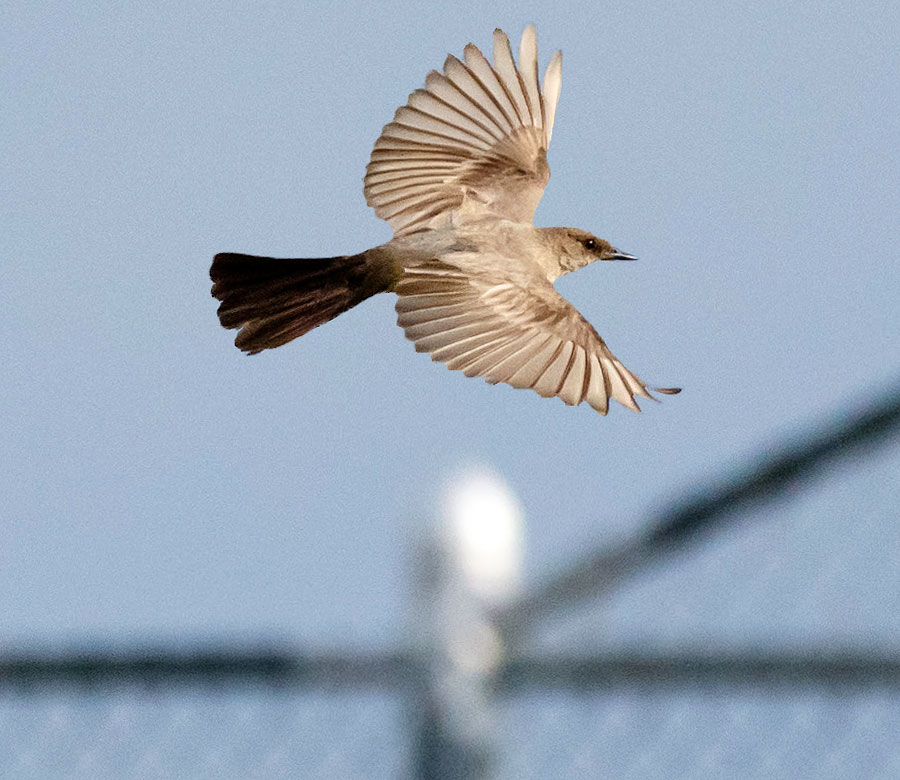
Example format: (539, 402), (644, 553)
(395, 260), (679, 413)
(364, 26), (563, 236)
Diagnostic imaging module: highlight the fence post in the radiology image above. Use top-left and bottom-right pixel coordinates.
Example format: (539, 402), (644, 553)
(409, 466), (524, 780)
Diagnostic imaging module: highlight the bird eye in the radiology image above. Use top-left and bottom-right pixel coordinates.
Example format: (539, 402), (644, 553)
(582, 238), (597, 251)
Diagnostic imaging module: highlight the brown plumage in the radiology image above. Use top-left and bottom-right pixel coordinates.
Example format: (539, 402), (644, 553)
(211, 27), (680, 413)
(210, 253), (392, 354)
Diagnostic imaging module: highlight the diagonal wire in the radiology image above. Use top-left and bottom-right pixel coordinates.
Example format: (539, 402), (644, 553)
(496, 382), (900, 645)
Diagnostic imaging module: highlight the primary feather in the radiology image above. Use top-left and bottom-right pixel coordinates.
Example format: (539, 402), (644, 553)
(364, 24), (562, 235)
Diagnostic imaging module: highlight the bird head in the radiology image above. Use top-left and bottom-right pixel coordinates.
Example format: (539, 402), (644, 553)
(551, 228), (637, 274)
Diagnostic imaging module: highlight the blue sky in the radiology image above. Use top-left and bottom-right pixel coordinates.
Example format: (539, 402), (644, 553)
(4, 0), (899, 652)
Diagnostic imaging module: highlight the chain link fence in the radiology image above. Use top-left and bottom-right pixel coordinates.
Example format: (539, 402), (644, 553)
(3, 683), (900, 779)
(3, 387), (900, 779)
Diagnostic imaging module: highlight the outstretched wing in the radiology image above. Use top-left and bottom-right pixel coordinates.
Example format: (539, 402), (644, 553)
(395, 261), (680, 414)
(364, 25), (563, 236)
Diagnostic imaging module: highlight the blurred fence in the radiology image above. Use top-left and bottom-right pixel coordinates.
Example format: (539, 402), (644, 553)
(3, 386), (900, 779)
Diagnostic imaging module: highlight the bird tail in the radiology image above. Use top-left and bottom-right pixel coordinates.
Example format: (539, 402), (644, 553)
(210, 251), (391, 354)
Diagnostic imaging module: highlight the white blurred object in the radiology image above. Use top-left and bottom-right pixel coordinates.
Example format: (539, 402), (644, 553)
(440, 465), (525, 608)
(407, 465), (525, 778)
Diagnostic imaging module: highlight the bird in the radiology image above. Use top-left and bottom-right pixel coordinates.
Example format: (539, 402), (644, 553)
(210, 25), (680, 414)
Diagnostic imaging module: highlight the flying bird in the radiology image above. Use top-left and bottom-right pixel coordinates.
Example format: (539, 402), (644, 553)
(211, 26), (679, 414)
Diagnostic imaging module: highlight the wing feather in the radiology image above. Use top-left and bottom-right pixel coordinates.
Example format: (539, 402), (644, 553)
(556, 345), (587, 406)
(461, 45), (522, 130)
(518, 25), (543, 132)
(422, 71), (508, 139)
(406, 90), (501, 144)
(542, 50), (563, 144)
(365, 27), (563, 235)
(491, 30), (531, 127)
(442, 55), (516, 135)
(585, 354), (609, 414)
(532, 341), (574, 397)
(464, 331), (546, 381)
(435, 327), (520, 365)
(445, 336), (519, 371)
(395, 260), (675, 413)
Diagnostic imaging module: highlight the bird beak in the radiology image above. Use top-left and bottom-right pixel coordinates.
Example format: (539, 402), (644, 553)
(610, 249), (638, 261)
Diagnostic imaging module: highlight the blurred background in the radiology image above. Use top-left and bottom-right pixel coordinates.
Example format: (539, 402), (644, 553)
(3, 0), (900, 777)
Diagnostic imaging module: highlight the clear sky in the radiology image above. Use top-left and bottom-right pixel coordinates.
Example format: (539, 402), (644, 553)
(4, 0), (900, 652)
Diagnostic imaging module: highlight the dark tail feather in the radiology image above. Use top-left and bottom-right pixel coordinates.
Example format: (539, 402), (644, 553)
(210, 252), (384, 354)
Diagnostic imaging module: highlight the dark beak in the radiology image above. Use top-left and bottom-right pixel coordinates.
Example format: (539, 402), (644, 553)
(610, 250), (638, 261)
